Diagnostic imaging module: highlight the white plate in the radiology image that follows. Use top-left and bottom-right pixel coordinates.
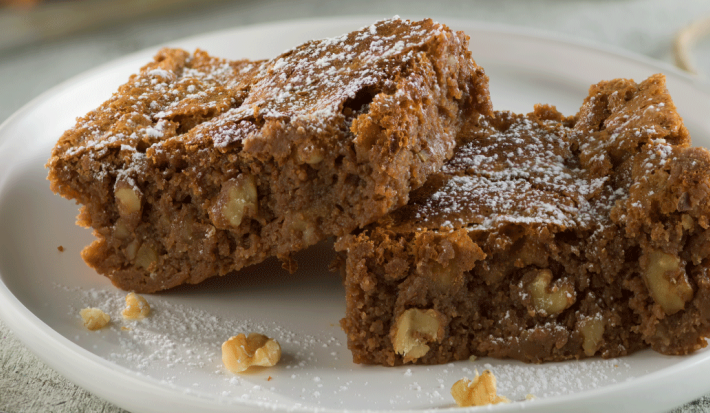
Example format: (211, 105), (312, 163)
(2, 16), (710, 413)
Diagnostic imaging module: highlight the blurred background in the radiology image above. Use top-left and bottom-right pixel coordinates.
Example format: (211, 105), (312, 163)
(2, 0), (710, 124)
(3, 0), (710, 412)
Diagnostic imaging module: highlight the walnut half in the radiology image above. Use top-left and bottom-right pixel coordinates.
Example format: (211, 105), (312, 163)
(222, 333), (281, 373)
(578, 316), (605, 357)
(297, 144), (324, 165)
(210, 174), (258, 229)
(391, 308), (445, 363)
(114, 180), (142, 218)
(80, 308), (110, 331)
(451, 370), (510, 407)
(134, 243), (158, 271)
(527, 269), (576, 317)
(121, 292), (151, 320)
(642, 249), (693, 315)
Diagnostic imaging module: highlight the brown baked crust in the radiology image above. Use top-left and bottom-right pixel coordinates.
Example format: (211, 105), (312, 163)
(336, 74), (710, 365)
(47, 17), (492, 292)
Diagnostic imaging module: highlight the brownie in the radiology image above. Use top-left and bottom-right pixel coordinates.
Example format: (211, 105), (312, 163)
(47, 17), (492, 293)
(336, 74), (710, 365)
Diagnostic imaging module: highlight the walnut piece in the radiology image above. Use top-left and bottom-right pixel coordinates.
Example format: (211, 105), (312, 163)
(80, 308), (110, 330)
(528, 269), (575, 317)
(451, 370), (510, 407)
(114, 219), (131, 239)
(681, 214), (694, 231)
(579, 317), (605, 357)
(295, 141), (324, 165)
(298, 146), (324, 165)
(392, 308), (444, 362)
(125, 239), (139, 260)
(222, 333), (281, 373)
(211, 175), (258, 229)
(135, 243), (158, 270)
(306, 152), (324, 164)
(121, 292), (151, 320)
(643, 249), (693, 315)
(115, 181), (142, 217)
(416, 150), (430, 162)
(291, 215), (318, 245)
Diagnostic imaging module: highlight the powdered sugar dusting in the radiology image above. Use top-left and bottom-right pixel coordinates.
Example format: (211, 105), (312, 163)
(66, 52), (248, 155)
(407, 114), (613, 232)
(50, 282), (647, 410)
(56, 49), (260, 183)
(475, 358), (632, 400)
(402, 110), (676, 236)
(189, 16), (452, 148)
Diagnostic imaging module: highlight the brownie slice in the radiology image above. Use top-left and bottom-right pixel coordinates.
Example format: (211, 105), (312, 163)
(47, 17), (492, 292)
(336, 74), (710, 365)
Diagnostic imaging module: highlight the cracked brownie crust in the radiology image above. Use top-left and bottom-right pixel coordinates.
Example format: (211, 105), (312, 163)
(47, 17), (492, 292)
(336, 74), (710, 365)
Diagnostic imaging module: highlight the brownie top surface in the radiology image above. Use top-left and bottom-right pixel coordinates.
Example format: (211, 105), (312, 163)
(53, 16), (474, 162)
(250, 17), (447, 117)
(389, 109), (606, 231)
(383, 74), (688, 234)
(53, 48), (262, 159)
(185, 17), (462, 149)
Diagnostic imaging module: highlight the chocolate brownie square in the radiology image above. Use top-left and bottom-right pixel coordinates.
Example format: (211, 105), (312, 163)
(47, 17), (492, 292)
(336, 74), (710, 365)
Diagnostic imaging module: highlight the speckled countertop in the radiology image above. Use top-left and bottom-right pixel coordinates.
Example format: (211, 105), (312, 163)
(3, 0), (710, 412)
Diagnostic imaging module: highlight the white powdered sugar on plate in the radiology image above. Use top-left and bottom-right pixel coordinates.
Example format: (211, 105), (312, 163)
(476, 359), (632, 399)
(50, 282), (643, 410)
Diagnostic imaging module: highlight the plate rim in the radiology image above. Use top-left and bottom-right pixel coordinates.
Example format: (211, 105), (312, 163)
(1, 15), (710, 413)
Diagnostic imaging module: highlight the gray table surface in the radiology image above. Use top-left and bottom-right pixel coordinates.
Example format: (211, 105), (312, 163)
(3, 0), (710, 411)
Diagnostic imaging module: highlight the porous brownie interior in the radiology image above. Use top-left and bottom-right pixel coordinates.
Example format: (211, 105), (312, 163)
(47, 17), (493, 292)
(337, 74), (710, 365)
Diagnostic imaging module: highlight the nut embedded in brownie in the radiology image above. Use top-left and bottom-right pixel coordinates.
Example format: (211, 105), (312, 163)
(336, 74), (710, 365)
(47, 17), (493, 293)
